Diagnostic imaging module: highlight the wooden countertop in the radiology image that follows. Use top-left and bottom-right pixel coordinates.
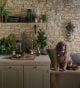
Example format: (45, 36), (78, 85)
(50, 67), (80, 74)
(0, 55), (51, 66)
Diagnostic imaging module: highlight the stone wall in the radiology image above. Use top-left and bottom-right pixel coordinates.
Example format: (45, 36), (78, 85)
(0, 0), (80, 53)
(0, 23), (47, 40)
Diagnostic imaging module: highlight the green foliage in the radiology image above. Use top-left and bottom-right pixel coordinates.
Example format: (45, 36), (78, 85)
(66, 22), (75, 41)
(41, 15), (48, 22)
(25, 9), (37, 22)
(37, 30), (47, 49)
(0, 35), (16, 55)
(66, 22), (75, 35)
(33, 40), (38, 49)
(0, 1), (6, 16)
(0, 1), (10, 22)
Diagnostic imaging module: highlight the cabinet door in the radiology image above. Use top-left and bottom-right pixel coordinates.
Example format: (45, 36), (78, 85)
(50, 73), (80, 88)
(0, 66), (23, 88)
(24, 66), (50, 88)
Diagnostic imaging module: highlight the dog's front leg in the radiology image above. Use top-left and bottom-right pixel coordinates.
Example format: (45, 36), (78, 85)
(56, 63), (60, 71)
(63, 59), (67, 71)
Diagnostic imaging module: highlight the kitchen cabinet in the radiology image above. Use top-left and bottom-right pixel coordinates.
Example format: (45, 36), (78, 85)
(24, 66), (50, 88)
(50, 70), (80, 88)
(0, 66), (23, 88)
(0, 55), (50, 88)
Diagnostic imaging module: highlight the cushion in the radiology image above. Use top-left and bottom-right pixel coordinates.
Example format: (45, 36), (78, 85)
(71, 53), (80, 65)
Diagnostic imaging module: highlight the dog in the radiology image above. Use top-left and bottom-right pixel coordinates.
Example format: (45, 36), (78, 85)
(55, 41), (73, 71)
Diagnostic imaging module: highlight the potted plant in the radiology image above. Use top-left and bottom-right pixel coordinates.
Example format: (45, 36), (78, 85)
(0, 2), (10, 22)
(40, 14), (48, 22)
(0, 4), (4, 22)
(3, 9), (10, 22)
(36, 30), (47, 55)
(66, 22), (75, 41)
(47, 49), (57, 68)
(25, 9), (37, 23)
(0, 34), (16, 55)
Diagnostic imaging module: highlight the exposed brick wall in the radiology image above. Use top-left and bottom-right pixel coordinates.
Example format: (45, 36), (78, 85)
(0, 0), (80, 53)
(0, 23), (47, 40)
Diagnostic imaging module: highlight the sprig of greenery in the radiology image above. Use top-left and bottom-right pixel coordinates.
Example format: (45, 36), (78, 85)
(66, 22), (75, 41)
(37, 30), (47, 49)
(0, 35), (16, 55)
(66, 22), (75, 35)
(0, 1), (10, 22)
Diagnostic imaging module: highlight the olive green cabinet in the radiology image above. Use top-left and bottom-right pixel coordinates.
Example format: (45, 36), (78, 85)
(0, 55), (50, 88)
(24, 66), (50, 88)
(0, 66), (23, 88)
(0, 65), (50, 88)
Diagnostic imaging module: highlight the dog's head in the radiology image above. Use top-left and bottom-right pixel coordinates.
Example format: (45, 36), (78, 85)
(56, 41), (67, 56)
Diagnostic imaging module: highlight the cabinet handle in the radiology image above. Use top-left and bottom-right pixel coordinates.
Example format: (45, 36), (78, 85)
(8, 66), (12, 69)
(33, 66), (37, 69)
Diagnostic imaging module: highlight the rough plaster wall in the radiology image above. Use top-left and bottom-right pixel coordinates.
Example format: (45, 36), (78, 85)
(0, 0), (80, 53)
(45, 0), (80, 53)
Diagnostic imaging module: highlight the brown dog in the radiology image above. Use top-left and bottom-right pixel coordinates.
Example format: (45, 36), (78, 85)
(55, 41), (73, 70)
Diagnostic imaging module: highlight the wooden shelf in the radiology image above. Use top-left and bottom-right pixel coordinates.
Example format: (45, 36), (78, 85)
(0, 22), (47, 24)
